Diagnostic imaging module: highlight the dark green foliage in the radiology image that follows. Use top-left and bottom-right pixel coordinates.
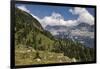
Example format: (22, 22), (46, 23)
(43, 30), (54, 40)
(52, 39), (95, 62)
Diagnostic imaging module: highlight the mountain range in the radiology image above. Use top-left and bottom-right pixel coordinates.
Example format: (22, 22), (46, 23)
(45, 23), (94, 48)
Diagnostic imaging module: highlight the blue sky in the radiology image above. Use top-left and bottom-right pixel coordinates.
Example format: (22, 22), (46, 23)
(16, 4), (95, 20)
(16, 3), (95, 28)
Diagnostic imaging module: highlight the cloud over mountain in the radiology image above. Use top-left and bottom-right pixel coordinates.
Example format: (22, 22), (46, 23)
(71, 29), (94, 39)
(17, 5), (94, 28)
(40, 12), (78, 28)
(69, 7), (94, 25)
(40, 7), (94, 28)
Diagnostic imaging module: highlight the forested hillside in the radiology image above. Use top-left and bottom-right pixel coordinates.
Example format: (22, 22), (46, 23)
(15, 8), (95, 65)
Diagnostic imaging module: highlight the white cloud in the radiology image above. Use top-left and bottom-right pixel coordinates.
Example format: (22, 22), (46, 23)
(69, 7), (94, 25)
(17, 5), (30, 13)
(40, 12), (78, 28)
(17, 5), (94, 29)
(31, 14), (40, 21)
(39, 7), (94, 28)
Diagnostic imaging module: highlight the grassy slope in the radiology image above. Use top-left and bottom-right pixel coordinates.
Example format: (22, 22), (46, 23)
(15, 46), (73, 66)
(15, 7), (54, 49)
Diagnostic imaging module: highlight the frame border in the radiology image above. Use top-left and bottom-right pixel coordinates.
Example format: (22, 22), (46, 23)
(10, 1), (97, 69)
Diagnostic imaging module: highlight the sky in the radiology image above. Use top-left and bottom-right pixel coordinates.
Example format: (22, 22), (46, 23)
(15, 4), (95, 18)
(16, 4), (78, 19)
(16, 3), (95, 28)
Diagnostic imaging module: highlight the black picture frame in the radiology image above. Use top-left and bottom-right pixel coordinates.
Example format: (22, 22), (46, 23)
(11, 1), (97, 69)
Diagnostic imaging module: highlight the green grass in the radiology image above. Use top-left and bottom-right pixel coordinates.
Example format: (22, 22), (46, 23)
(15, 46), (74, 66)
(36, 32), (54, 50)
